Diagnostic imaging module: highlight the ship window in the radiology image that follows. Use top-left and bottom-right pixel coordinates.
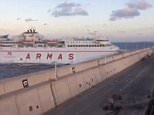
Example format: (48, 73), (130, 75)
(38, 45), (43, 47)
(18, 45), (24, 47)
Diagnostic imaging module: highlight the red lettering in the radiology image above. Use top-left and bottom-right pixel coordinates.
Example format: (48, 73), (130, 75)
(36, 53), (41, 59)
(26, 53), (30, 59)
(8, 51), (12, 55)
(68, 53), (74, 60)
(58, 54), (63, 60)
(47, 53), (53, 60)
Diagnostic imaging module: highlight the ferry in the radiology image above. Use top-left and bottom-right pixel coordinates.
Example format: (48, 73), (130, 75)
(0, 29), (120, 64)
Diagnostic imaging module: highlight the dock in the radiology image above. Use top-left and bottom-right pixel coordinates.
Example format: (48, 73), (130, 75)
(44, 54), (154, 115)
(0, 48), (153, 115)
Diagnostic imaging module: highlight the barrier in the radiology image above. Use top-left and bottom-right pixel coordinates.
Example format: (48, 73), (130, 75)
(0, 69), (56, 95)
(0, 48), (153, 115)
(0, 82), (55, 115)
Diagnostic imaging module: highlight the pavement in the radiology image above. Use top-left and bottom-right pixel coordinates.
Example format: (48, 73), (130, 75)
(44, 54), (154, 115)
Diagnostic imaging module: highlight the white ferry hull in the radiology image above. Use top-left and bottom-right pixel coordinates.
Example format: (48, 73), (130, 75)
(0, 46), (119, 64)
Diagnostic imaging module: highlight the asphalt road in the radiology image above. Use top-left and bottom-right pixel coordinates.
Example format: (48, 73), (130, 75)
(44, 54), (154, 115)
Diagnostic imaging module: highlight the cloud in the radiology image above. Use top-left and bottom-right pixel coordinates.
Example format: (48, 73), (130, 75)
(110, 8), (140, 21)
(117, 30), (127, 33)
(43, 23), (48, 26)
(52, 2), (88, 17)
(48, 9), (51, 13)
(136, 32), (144, 35)
(57, 2), (80, 8)
(110, 0), (152, 21)
(146, 27), (154, 30)
(127, 0), (152, 10)
(16, 17), (21, 21)
(25, 18), (38, 22)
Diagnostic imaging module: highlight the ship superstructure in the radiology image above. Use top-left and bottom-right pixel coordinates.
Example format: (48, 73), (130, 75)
(0, 29), (120, 64)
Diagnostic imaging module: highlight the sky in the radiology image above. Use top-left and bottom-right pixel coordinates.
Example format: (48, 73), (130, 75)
(0, 0), (154, 42)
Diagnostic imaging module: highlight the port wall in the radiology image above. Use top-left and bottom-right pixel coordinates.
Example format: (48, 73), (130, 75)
(0, 48), (153, 115)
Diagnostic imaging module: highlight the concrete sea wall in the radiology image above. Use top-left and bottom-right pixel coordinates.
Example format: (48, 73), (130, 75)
(0, 48), (153, 115)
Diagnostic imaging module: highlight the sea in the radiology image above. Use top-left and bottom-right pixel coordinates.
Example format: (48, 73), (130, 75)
(114, 42), (154, 51)
(0, 42), (154, 80)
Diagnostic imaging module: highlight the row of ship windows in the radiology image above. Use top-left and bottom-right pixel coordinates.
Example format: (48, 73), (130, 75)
(0, 44), (45, 47)
(67, 44), (112, 47)
(0, 44), (112, 48)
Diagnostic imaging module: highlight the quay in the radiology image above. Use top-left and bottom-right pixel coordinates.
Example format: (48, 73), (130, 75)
(0, 48), (153, 115)
(45, 51), (154, 115)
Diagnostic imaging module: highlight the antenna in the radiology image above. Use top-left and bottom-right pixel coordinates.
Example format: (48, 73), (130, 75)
(29, 26), (36, 32)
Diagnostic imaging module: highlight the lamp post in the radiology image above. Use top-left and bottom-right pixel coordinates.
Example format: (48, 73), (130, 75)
(54, 61), (57, 80)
